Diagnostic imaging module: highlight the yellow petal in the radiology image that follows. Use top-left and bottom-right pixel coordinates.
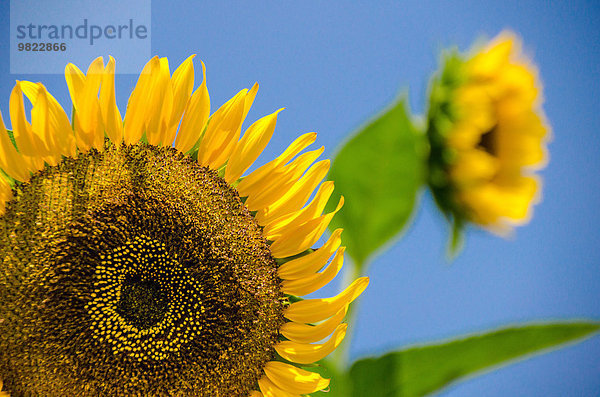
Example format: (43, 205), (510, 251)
(496, 123), (547, 169)
(236, 132), (316, 196)
(0, 175), (13, 215)
(65, 63), (93, 151)
(275, 324), (347, 364)
(100, 56), (123, 145)
(258, 376), (301, 397)
(224, 108), (284, 184)
(498, 63), (538, 105)
(64, 62), (85, 106)
(461, 175), (539, 229)
(18, 80), (42, 105)
(263, 181), (334, 240)
(249, 391), (263, 397)
(123, 56), (160, 145)
(212, 82), (259, 163)
(255, 159), (329, 225)
(10, 82), (49, 159)
(145, 58), (173, 146)
(243, 147), (324, 212)
(264, 361), (330, 394)
(64, 58), (105, 151)
(274, 132), (318, 166)
(282, 247), (345, 296)
(243, 82), (259, 121)
(22, 83), (73, 163)
(278, 229), (343, 280)
(197, 89), (247, 168)
(19, 82), (64, 159)
(280, 305), (348, 344)
(499, 176), (539, 221)
(29, 84), (59, 165)
(270, 195), (343, 258)
(213, 83), (259, 166)
(161, 55), (196, 146)
(469, 34), (515, 78)
(284, 277), (369, 323)
(175, 60), (210, 153)
(447, 122), (487, 151)
(0, 110), (32, 181)
(451, 149), (499, 186)
(79, 57), (105, 150)
(84, 57), (105, 92)
(210, 82), (259, 166)
(44, 87), (76, 157)
(169, 55), (196, 122)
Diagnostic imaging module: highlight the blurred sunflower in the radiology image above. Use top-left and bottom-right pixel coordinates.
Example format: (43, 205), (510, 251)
(0, 55), (368, 396)
(427, 32), (550, 235)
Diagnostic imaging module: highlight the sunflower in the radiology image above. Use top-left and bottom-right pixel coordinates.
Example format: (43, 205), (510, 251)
(0, 55), (368, 396)
(427, 32), (550, 234)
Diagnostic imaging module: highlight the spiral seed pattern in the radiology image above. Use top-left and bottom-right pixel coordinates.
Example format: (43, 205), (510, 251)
(0, 143), (285, 396)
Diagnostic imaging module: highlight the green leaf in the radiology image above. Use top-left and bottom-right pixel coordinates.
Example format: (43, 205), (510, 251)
(327, 98), (426, 267)
(312, 359), (352, 397)
(349, 321), (600, 397)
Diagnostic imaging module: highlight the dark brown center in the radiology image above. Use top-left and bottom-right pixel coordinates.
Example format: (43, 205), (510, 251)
(0, 143), (284, 396)
(478, 124), (498, 156)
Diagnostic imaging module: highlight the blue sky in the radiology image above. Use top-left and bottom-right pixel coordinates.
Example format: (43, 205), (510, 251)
(1, 1), (599, 395)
